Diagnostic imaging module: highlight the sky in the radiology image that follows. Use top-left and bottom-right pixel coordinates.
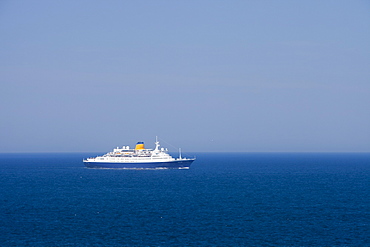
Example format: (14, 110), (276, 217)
(0, 1), (369, 152)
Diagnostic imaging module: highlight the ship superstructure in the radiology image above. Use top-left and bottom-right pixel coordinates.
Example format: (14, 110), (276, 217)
(83, 138), (195, 169)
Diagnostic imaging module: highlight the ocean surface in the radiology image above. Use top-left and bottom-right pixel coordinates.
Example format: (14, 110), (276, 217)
(0, 152), (369, 246)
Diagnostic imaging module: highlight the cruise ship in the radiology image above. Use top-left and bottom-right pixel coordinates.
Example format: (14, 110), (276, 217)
(83, 138), (195, 169)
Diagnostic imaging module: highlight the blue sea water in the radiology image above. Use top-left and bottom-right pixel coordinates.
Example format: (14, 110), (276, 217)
(0, 152), (369, 246)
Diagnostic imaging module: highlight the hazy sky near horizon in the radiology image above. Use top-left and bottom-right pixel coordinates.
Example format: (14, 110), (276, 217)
(1, 1), (369, 152)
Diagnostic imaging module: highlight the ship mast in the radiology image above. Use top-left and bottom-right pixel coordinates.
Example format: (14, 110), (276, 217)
(153, 136), (160, 152)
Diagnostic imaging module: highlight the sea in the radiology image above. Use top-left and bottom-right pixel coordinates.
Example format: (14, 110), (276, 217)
(0, 152), (369, 246)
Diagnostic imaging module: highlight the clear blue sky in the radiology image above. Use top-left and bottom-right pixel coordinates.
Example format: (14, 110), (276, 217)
(1, 1), (369, 152)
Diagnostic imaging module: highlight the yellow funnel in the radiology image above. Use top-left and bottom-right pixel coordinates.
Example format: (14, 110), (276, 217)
(135, 142), (145, 150)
